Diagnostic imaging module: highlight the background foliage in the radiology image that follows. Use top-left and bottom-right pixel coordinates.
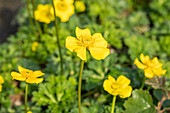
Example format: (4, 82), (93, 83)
(0, 0), (170, 113)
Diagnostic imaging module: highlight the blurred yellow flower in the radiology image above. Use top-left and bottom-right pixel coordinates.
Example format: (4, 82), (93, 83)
(32, 42), (39, 51)
(134, 53), (166, 78)
(34, 4), (54, 24)
(11, 66), (45, 84)
(53, 0), (74, 22)
(0, 75), (4, 92)
(75, 1), (86, 13)
(103, 75), (132, 98)
(27, 111), (32, 113)
(65, 27), (110, 61)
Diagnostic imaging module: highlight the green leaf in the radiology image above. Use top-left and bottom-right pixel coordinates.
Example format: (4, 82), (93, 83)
(124, 89), (156, 113)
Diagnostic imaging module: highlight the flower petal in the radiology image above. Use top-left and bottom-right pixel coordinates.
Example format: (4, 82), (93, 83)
(0, 85), (2, 92)
(119, 86), (132, 98)
(88, 47), (110, 60)
(103, 79), (117, 95)
(91, 33), (108, 48)
(134, 58), (147, 69)
(26, 78), (43, 84)
(76, 27), (91, 40)
(151, 57), (163, 68)
(18, 66), (31, 74)
(0, 76), (4, 84)
(144, 68), (154, 78)
(108, 75), (116, 83)
(31, 71), (45, 78)
(65, 0), (74, 4)
(74, 46), (87, 61)
(65, 36), (81, 52)
(11, 72), (26, 81)
(140, 53), (150, 64)
(117, 75), (130, 88)
(152, 68), (167, 76)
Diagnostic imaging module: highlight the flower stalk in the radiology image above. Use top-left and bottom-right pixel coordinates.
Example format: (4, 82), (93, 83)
(25, 84), (28, 113)
(31, 0), (42, 36)
(111, 96), (116, 113)
(51, 0), (64, 75)
(26, 0), (37, 36)
(78, 60), (84, 113)
(141, 76), (146, 89)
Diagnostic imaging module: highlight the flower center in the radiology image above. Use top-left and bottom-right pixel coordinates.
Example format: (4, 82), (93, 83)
(56, 2), (67, 12)
(22, 70), (33, 78)
(80, 36), (93, 47)
(111, 83), (120, 91)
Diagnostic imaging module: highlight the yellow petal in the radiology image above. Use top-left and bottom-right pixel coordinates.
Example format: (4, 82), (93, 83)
(134, 58), (147, 69)
(103, 79), (117, 96)
(108, 75), (116, 83)
(152, 68), (167, 76)
(161, 69), (167, 75)
(31, 71), (45, 78)
(151, 57), (163, 68)
(0, 85), (2, 92)
(11, 72), (26, 81)
(74, 46), (87, 61)
(140, 53), (150, 64)
(117, 75), (130, 88)
(91, 33), (108, 48)
(65, 36), (81, 52)
(76, 27), (91, 40)
(65, 0), (74, 4)
(88, 47), (110, 60)
(27, 111), (32, 113)
(18, 66), (31, 74)
(119, 86), (132, 98)
(37, 4), (44, 10)
(26, 78), (43, 84)
(0, 76), (4, 84)
(144, 68), (154, 78)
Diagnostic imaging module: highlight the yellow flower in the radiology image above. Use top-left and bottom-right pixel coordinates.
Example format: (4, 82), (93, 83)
(103, 75), (132, 98)
(0, 75), (4, 92)
(134, 53), (167, 78)
(32, 42), (39, 51)
(65, 27), (110, 61)
(53, 0), (74, 22)
(11, 66), (45, 84)
(34, 4), (54, 24)
(27, 111), (32, 113)
(75, 1), (86, 13)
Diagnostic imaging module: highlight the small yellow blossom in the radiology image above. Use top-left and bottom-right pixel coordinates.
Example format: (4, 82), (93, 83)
(11, 66), (45, 84)
(65, 27), (110, 61)
(103, 75), (132, 98)
(134, 53), (167, 78)
(34, 4), (54, 24)
(0, 75), (4, 92)
(53, 0), (75, 22)
(32, 42), (39, 51)
(27, 111), (32, 113)
(75, 1), (86, 13)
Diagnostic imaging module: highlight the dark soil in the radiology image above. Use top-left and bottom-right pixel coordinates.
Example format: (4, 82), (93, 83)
(0, 0), (22, 43)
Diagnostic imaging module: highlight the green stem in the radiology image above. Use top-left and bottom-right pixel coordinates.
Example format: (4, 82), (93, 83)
(31, 0), (42, 36)
(147, 85), (151, 91)
(141, 77), (146, 89)
(26, 0), (37, 36)
(51, 0), (64, 75)
(43, 24), (48, 33)
(78, 60), (85, 113)
(111, 96), (116, 113)
(25, 84), (28, 113)
(102, 0), (108, 27)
